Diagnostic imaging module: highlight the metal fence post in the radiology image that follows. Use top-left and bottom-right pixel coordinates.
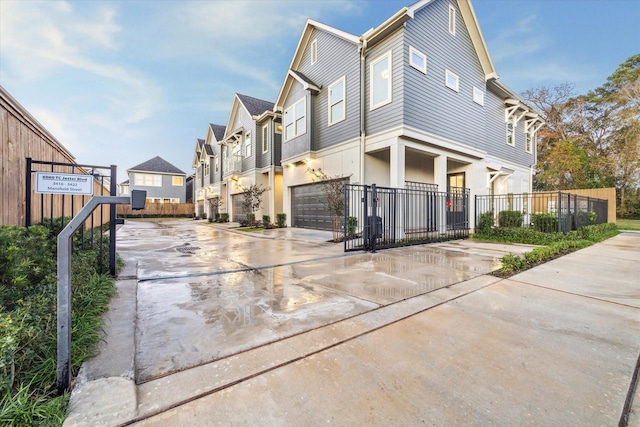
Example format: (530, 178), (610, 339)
(109, 165), (117, 276)
(25, 157), (32, 226)
(371, 184), (377, 253)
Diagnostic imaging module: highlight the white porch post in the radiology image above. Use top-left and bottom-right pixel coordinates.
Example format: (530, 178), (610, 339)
(434, 154), (448, 234)
(389, 143), (405, 188)
(268, 166), (276, 220)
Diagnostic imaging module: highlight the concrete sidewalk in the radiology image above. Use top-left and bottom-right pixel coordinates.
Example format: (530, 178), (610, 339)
(63, 228), (640, 426)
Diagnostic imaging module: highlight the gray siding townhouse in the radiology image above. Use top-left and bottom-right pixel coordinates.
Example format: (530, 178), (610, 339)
(219, 94), (283, 222)
(126, 156), (187, 203)
(274, 0), (544, 230)
(193, 124), (226, 218)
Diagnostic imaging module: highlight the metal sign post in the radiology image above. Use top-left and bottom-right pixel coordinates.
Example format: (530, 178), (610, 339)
(56, 191), (145, 394)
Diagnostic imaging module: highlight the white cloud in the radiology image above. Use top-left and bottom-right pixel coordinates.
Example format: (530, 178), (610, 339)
(490, 14), (549, 62)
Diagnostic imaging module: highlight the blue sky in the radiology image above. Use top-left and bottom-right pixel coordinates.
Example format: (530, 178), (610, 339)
(1, 0), (638, 183)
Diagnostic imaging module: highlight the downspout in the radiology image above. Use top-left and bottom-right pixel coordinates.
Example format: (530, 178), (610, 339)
(359, 38), (367, 184)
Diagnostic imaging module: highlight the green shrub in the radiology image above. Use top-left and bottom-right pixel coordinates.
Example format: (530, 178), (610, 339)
(262, 215), (271, 224)
(498, 210), (524, 228)
(477, 211), (494, 234)
(276, 213), (287, 228)
(346, 216), (357, 237)
(200, 212), (207, 219)
(531, 213), (558, 232)
(220, 213), (229, 223)
(246, 213), (255, 226)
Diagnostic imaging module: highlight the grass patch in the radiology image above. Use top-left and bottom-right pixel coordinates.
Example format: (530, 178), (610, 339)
(0, 223), (118, 426)
(232, 227), (265, 233)
(617, 219), (640, 231)
(473, 223), (619, 277)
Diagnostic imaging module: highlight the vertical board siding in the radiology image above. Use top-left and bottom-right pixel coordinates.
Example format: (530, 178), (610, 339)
(2, 89), (112, 227)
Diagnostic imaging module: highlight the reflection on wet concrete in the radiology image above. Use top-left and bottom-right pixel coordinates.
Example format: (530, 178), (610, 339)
(119, 219), (532, 383)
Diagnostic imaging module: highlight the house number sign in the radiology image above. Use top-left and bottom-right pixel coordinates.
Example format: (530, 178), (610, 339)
(35, 172), (94, 195)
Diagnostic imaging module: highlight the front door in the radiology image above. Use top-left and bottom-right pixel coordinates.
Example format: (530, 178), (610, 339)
(447, 173), (467, 229)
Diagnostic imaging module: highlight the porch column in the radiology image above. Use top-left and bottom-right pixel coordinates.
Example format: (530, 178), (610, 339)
(268, 167), (276, 220)
(434, 154), (447, 234)
(389, 143), (405, 188)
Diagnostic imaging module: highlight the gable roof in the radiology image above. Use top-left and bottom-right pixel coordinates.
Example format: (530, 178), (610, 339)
(128, 156), (185, 175)
(196, 138), (205, 148)
(237, 94), (274, 117)
(275, 19), (359, 111)
(209, 124), (226, 141)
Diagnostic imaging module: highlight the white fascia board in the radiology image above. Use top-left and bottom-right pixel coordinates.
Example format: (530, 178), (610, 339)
(456, 0), (497, 80)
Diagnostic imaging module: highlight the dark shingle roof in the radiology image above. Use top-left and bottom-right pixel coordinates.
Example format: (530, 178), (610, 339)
(290, 70), (319, 89)
(128, 156), (185, 175)
(197, 138), (205, 148)
(209, 124), (226, 141)
(203, 144), (214, 156)
(237, 94), (274, 117)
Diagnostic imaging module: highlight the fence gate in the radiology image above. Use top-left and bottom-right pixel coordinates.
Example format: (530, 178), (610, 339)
(25, 158), (119, 275)
(344, 183), (469, 252)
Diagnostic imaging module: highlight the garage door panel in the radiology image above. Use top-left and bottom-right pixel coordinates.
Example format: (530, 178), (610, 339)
(291, 180), (347, 231)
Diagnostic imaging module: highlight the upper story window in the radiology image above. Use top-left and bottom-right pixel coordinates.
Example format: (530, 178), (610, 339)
(445, 69), (459, 92)
(284, 98), (306, 141)
(370, 51), (392, 110)
(328, 76), (346, 125)
(310, 39), (317, 65)
(506, 120), (515, 146)
(525, 131), (534, 153)
(215, 155), (219, 172)
(204, 163), (210, 177)
(473, 87), (484, 106)
(172, 176), (184, 186)
(245, 132), (252, 158)
(262, 124), (269, 153)
(134, 173), (161, 187)
(409, 46), (427, 74)
(448, 4), (456, 36)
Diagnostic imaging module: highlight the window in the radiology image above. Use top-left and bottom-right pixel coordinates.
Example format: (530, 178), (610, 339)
(310, 39), (317, 64)
(245, 132), (252, 158)
(172, 176), (184, 186)
(409, 46), (427, 74)
(449, 4), (456, 35)
(262, 125), (269, 153)
(445, 69), (459, 92)
(473, 87), (484, 105)
(328, 76), (346, 125)
(134, 173), (161, 187)
(284, 98), (306, 141)
(506, 120), (515, 146)
(204, 162), (210, 177)
(526, 130), (534, 153)
(370, 51), (392, 110)
(215, 155), (219, 172)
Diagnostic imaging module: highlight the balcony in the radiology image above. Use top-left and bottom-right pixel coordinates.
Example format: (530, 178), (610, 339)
(223, 158), (242, 178)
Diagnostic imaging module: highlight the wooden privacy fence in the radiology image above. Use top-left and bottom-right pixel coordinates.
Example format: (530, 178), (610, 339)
(117, 203), (194, 217)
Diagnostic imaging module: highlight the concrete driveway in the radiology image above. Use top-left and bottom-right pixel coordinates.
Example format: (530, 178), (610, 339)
(63, 220), (640, 426)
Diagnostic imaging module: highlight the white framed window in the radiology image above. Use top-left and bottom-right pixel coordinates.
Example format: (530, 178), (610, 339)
(245, 132), (252, 158)
(525, 131), (534, 153)
(134, 173), (162, 187)
(172, 176), (183, 186)
(328, 76), (346, 125)
(310, 39), (317, 64)
(215, 155), (219, 172)
(204, 163), (210, 177)
(445, 69), (459, 92)
(370, 51), (392, 110)
(448, 4), (456, 35)
(409, 46), (427, 74)
(262, 124), (269, 153)
(473, 87), (484, 105)
(506, 120), (515, 146)
(284, 98), (307, 141)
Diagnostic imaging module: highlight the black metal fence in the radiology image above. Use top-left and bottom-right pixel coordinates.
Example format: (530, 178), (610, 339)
(475, 191), (608, 233)
(344, 184), (470, 252)
(25, 158), (118, 275)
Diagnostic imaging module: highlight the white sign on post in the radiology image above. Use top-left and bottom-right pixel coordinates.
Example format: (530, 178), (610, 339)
(35, 172), (94, 195)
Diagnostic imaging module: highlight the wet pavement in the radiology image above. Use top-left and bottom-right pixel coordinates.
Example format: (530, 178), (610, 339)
(116, 219), (528, 383)
(63, 221), (640, 426)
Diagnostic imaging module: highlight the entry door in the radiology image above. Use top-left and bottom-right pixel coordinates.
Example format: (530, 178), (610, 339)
(447, 173), (467, 229)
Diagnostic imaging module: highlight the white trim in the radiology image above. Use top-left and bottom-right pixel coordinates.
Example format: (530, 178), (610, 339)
(448, 4), (456, 36)
(284, 98), (307, 141)
(473, 86), (484, 106)
(525, 130), (534, 154)
(506, 120), (515, 147)
(328, 76), (346, 126)
(245, 131), (252, 158)
(310, 39), (317, 64)
(445, 69), (459, 92)
(370, 50), (393, 110)
(409, 46), (427, 74)
(262, 124), (269, 154)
